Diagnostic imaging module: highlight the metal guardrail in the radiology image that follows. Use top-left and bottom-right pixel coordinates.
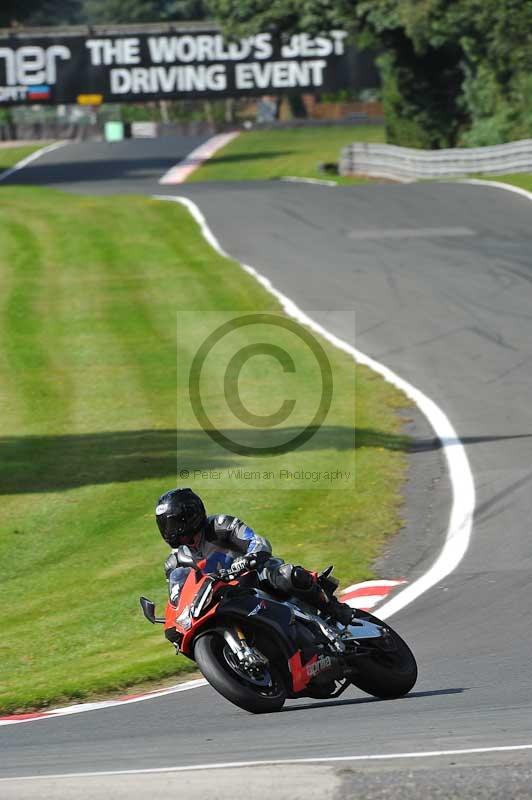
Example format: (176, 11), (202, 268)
(339, 139), (532, 180)
(130, 121), (159, 138)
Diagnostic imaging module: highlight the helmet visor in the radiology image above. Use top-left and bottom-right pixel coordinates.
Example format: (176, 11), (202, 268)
(165, 514), (197, 545)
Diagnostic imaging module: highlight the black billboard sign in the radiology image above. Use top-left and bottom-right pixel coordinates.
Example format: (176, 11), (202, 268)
(0, 28), (359, 105)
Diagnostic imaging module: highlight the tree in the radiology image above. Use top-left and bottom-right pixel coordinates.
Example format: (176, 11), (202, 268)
(208, 0), (532, 147)
(83, 0), (209, 24)
(0, 0), (84, 27)
(207, 0), (464, 146)
(0, 0), (210, 27)
(448, 0), (532, 145)
(1, 1), (39, 27)
(83, 0), (159, 24)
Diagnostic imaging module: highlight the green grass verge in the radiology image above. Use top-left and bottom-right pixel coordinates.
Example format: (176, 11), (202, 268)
(186, 124), (385, 184)
(0, 142), (53, 173)
(476, 173), (532, 192)
(0, 186), (410, 713)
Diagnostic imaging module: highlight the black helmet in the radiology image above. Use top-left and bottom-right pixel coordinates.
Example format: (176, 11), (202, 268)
(156, 488), (207, 548)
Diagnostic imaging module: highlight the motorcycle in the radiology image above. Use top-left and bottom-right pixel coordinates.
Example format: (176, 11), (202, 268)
(140, 546), (417, 714)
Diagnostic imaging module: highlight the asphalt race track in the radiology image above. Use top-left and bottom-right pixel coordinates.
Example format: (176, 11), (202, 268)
(1, 135), (211, 193)
(2, 139), (532, 798)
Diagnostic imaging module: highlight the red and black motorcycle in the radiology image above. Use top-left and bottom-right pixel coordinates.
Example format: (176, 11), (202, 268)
(140, 546), (417, 714)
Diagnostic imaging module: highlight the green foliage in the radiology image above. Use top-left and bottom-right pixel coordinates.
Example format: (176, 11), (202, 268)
(162, 0), (210, 20)
(83, 0), (156, 24)
(209, 0), (532, 148)
(377, 43), (465, 149)
(0, 0), (84, 26)
(454, 0), (532, 145)
(0, 0), (210, 26)
(83, 0), (209, 24)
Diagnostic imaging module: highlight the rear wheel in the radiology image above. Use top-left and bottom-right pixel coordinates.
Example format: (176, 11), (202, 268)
(194, 630), (287, 714)
(349, 611), (417, 699)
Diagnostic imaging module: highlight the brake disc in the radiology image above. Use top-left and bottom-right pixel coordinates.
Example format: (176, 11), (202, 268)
(222, 645), (273, 687)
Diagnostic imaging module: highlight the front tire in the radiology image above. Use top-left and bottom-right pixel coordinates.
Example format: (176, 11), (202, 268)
(194, 631), (287, 714)
(349, 611), (417, 699)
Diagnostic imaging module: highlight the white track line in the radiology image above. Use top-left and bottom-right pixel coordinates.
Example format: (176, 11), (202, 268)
(156, 193), (476, 622)
(159, 132), (240, 184)
(0, 679), (208, 726)
(460, 177), (532, 203)
(0, 141), (67, 182)
(3, 743), (532, 782)
(344, 594), (390, 608)
(280, 176), (338, 187)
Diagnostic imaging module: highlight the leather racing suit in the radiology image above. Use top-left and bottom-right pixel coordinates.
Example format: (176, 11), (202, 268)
(164, 514), (352, 626)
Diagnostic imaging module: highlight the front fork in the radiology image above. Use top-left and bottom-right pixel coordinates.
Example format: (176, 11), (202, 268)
(223, 626), (269, 672)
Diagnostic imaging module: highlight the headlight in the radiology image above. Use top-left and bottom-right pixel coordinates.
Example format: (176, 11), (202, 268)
(175, 606), (192, 631)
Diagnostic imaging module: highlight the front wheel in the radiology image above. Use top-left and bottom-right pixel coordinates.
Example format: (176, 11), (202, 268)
(194, 631), (287, 714)
(349, 611), (417, 699)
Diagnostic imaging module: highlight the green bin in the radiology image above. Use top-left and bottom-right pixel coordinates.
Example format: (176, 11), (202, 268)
(104, 121), (124, 142)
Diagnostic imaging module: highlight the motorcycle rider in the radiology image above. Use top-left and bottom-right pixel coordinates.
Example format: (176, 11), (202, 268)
(156, 487), (355, 634)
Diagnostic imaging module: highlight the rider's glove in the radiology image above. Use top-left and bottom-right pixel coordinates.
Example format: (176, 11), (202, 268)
(164, 553), (178, 578)
(224, 552), (264, 578)
(228, 555), (254, 576)
(250, 551), (271, 570)
(218, 552), (269, 580)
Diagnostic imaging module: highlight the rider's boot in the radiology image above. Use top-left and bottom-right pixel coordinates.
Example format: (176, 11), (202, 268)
(323, 595), (355, 627)
(292, 570), (355, 627)
(266, 563), (355, 626)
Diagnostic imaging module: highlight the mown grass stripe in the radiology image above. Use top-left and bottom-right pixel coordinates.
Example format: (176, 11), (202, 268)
(2, 215), (74, 433)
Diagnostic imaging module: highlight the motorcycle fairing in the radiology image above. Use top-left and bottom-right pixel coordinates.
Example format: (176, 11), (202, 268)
(164, 568), (392, 693)
(288, 651), (337, 694)
(165, 567), (223, 653)
(346, 617), (387, 639)
(216, 589), (299, 661)
(218, 590), (345, 695)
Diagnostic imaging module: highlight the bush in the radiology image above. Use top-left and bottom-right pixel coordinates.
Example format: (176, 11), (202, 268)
(378, 39), (465, 149)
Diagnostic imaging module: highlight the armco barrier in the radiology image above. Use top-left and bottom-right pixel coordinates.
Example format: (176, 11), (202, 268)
(339, 139), (532, 180)
(131, 121), (159, 138)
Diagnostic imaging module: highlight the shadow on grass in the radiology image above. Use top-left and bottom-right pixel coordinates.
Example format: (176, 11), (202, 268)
(0, 426), (410, 494)
(3, 427), (526, 494)
(203, 150), (293, 166)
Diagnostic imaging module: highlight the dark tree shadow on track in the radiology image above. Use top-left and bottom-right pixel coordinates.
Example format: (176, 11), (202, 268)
(1, 159), (186, 187)
(410, 433), (532, 453)
(282, 687), (467, 712)
(1, 152), (293, 188)
(0, 425), (410, 495)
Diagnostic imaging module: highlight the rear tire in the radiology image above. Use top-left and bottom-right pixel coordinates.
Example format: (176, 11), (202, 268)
(349, 611), (417, 699)
(194, 631), (287, 714)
